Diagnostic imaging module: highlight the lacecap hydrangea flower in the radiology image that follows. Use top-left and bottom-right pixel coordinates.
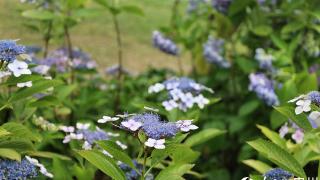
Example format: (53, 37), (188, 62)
(288, 91), (320, 115)
(99, 112), (198, 149)
(0, 157), (38, 179)
(203, 36), (230, 68)
(60, 123), (122, 150)
(249, 73), (279, 106)
(148, 77), (213, 111)
(152, 31), (179, 56)
(41, 48), (96, 72)
(264, 168), (293, 180)
(0, 40), (25, 63)
(212, 0), (233, 14)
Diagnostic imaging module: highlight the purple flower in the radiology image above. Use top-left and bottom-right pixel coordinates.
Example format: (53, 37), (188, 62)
(203, 37), (230, 68)
(264, 168), (293, 180)
(130, 113), (179, 139)
(308, 91), (320, 106)
(249, 73), (279, 106)
(152, 31), (179, 56)
(0, 158), (38, 179)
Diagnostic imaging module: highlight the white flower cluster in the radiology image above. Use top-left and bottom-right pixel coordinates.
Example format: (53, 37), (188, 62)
(33, 116), (59, 131)
(25, 156), (53, 178)
(148, 77), (213, 112)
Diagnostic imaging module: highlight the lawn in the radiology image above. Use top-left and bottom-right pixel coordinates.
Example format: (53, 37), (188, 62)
(0, 0), (188, 72)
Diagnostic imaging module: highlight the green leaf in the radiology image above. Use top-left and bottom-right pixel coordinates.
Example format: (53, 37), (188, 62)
(185, 128), (226, 147)
(242, 159), (272, 174)
(156, 163), (194, 180)
(257, 125), (287, 150)
(281, 21), (305, 34)
(0, 127), (11, 138)
(77, 150), (125, 180)
(2, 122), (41, 142)
(0, 148), (21, 161)
(9, 79), (63, 103)
(248, 139), (306, 178)
(26, 151), (71, 161)
(22, 10), (55, 20)
(251, 25), (273, 36)
(97, 141), (135, 170)
(274, 106), (312, 131)
(238, 100), (260, 116)
(0, 139), (35, 152)
(121, 6), (144, 16)
(29, 96), (61, 107)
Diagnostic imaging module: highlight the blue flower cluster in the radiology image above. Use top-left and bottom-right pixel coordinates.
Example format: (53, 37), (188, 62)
(130, 113), (178, 139)
(152, 31), (179, 56)
(249, 73), (279, 106)
(308, 91), (320, 106)
(78, 129), (109, 145)
(0, 158), (38, 180)
(264, 168), (293, 180)
(119, 160), (154, 180)
(163, 77), (201, 93)
(212, 0), (232, 14)
(203, 37), (230, 68)
(0, 40), (25, 63)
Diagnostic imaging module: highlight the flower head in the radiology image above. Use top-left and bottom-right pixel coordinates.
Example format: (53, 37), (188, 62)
(308, 91), (320, 106)
(249, 73), (279, 106)
(0, 157), (38, 179)
(203, 36), (230, 68)
(264, 168), (293, 180)
(152, 31), (179, 56)
(0, 40), (25, 63)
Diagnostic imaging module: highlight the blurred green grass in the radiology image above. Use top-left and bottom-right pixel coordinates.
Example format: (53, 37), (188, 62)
(0, 0), (189, 72)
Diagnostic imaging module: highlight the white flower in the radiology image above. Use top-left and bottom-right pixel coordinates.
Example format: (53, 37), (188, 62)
(162, 100), (178, 111)
(62, 133), (83, 143)
(292, 129), (304, 144)
(194, 94), (209, 109)
(107, 132), (120, 137)
(116, 140), (127, 149)
(288, 94), (306, 103)
(166, 82), (179, 90)
(25, 156), (53, 178)
(82, 141), (92, 150)
(176, 120), (198, 132)
(33, 65), (50, 75)
(180, 92), (195, 108)
(145, 138), (165, 149)
(98, 116), (119, 123)
(279, 123), (289, 138)
(59, 126), (75, 133)
(148, 83), (165, 93)
(169, 88), (184, 100)
(102, 150), (113, 158)
(295, 99), (311, 114)
(7, 60), (31, 77)
(17, 81), (32, 88)
(309, 111), (320, 128)
(121, 119), (142, 131)
(76, 123), (90, 130)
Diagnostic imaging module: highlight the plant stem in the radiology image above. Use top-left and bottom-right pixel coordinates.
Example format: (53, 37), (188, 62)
(141, 146), (148, 179)
(112, 14), (123, 113)
(177, 56), (184, 76)
(43, 20), (53, 58)
(170, 0), (180, 31)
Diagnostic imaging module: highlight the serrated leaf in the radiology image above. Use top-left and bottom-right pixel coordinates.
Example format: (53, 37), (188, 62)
(185, 128), (225, 147)
(257, 125), (287, 150)
(243, 159), (272, 174)
(0, 148), (21, 161)
(274, 106), (312, 131)
(77, 150), (125, 180)
(248, 139), (306, 178)
(2, 122), (41, 142)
